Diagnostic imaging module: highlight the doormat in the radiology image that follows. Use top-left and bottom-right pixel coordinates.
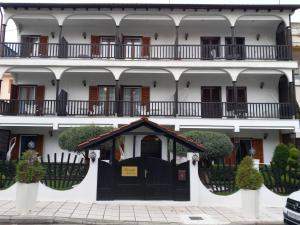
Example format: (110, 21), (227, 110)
(180, 214), (230, 224)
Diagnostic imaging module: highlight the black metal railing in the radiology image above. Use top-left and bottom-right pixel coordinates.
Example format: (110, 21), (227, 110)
(0, 99), (293, 119)
(0, 42), (292, 60)
(41, 153), (89, 190)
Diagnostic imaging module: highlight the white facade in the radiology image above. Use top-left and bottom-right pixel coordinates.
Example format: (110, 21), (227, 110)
(0, 3), (299, 164)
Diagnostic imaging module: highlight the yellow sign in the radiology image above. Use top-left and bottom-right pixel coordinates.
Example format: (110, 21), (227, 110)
(121, 166), (138, 177)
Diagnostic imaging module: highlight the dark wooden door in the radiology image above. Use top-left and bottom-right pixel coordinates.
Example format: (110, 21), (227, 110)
(201, 87), (222, 118)
(278, 75), (291, 118)
(0, 130), (10, 160)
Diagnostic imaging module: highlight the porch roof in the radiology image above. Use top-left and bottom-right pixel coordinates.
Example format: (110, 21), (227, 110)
(78, 117), (206, 152)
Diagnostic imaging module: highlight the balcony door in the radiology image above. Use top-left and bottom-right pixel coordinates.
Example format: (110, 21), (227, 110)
(201, 37), (220, 59)
(226, 87), (247, 117)
(99, 86), (115, 115)
(201, 87), (222, 118)
(20, 35), (48, 57)
(123, 37), (142, 59)
(225, 37), (245, 59)
(123, 87), (141, 116)
(91, 35), (115, 58)
(18, 86), (36, 114)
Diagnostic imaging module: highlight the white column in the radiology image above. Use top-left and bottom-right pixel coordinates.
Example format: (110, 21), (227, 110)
(187, 152), (200, 205)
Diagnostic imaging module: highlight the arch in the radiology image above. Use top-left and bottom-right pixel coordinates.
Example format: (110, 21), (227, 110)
(120, 13), (176, 27)
(5, 13), (59, 26)
(179, 14), (231, 27)
(119, 68), (174, 80)
(62, 13), (116, 26)
(179, 68), (233, 81)
(236, 68), (288, 81)
(141, 135), (162, 158)
(234, 14), (287, 27)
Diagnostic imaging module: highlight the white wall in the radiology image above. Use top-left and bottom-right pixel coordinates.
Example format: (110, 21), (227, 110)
(14, 72), (56, 100)
(14, 18), (279, 46)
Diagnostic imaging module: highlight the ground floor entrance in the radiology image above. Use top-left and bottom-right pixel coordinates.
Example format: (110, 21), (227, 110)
(97, 157), (190, 201)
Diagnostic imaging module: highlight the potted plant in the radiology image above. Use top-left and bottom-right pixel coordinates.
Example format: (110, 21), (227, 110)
(235, 156), (263, 219)
(15, 150), (45, 214)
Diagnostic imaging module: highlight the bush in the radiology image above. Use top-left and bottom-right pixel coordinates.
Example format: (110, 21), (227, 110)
(58, 126), (114, 153)
(16, 150), (45, 183)
(235, 156), (263, 190)
(175, 131), (232, 159)
(272, 144), (290, 169)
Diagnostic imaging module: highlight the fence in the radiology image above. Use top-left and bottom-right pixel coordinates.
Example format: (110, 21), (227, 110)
(0, 160), (17, 190)
(260, 163), (300, 195)
(198, 161), (238, 195)
(41, 153), (89, 190)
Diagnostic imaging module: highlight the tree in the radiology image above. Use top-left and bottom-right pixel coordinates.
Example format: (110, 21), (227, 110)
(235, 156), (263, 190)
(271, 144), (290, 169)
(176, 130), (233, 159)
(58, 126), (114, 153)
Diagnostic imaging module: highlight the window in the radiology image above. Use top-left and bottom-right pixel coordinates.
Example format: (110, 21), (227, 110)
(225, 37), (245, 59)
(123, 87), (142, 116)
(100, 36), (115, 58)
(99, 86), (115, 115)
(18, 86), (36, 114)
(123, 37), (142, 58)
(201, 37), (220, 59)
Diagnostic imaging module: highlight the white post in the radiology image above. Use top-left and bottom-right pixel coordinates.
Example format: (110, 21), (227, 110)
(253, 158), (260, 170)
(187, 152), (200, 205)
(82, 150), (100, 202)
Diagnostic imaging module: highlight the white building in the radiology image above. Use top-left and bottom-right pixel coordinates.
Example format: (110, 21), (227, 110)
(0, 3), (299, 165)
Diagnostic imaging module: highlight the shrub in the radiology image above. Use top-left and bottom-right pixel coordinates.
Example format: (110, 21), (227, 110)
(235, 156), (263, 190)
(175, 131), (232, 159)
(272, 144), (290, 169)
(58, 126), (114, 153)
(16, 150), (45, 183)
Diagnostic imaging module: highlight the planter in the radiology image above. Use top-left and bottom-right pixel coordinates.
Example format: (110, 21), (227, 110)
(16, 182), (39, 214)
(241, 189), (260, 219)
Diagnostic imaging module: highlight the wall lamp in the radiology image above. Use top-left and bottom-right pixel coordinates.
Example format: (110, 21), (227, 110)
(89, 151), (97, 163)
(185, 33), (189, 40)
(153, 80), (157, 88)
(154, 33), (158, 40)
(49, 130), (53, 137)
(192, 153), (199, 166)
(186, 81), (191, 88)
(51, 79), (56, 86)
(256, 33), (260, 41)
(82, 32), (87, 39)
(260, 82), (264, 89)
(50, 32), (55, 39)
(263, 133), (268, 140)
(82, 80), (87, 87)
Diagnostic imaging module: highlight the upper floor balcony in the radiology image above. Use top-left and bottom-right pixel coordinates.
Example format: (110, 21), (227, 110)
(0, 3), (296, 62)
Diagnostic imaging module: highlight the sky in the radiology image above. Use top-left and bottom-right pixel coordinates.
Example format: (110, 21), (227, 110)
(2, 0), (300, 41)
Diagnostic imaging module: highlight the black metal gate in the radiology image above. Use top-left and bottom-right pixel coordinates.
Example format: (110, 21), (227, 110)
(97, 157), (190, 201)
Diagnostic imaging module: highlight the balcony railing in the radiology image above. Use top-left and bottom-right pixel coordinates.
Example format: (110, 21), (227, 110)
(0, 42), (292, 60)
(0, 100), (293, 119)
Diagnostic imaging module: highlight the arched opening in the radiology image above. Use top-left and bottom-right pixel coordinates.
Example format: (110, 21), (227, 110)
(141, 135), (162, 158)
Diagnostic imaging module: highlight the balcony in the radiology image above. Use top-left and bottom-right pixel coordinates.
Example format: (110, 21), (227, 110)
(0, 42), (293, 61)
(0, 100), (293, 119)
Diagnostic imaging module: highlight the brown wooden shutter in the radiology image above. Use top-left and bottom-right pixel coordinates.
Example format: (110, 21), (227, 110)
(36, 86), (45, 116)
(10, 134), (20, 160)
(91, 35), (100, 56)
(141, 86), (150, 112)
(10, 84), (19, 114)
(89, 86), (99, 112)
(39, 36), (48, 57)
(252, 139), (264, 164)
(36, 135), (44, 157)
(0, 130), (10, 160)
(142, 37), (151, 57)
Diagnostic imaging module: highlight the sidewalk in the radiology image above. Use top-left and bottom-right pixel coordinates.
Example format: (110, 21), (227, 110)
(0, 201), (283, 224)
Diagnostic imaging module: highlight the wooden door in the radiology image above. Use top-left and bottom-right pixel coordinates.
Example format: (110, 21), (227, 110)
(252, 139), (264, 164)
